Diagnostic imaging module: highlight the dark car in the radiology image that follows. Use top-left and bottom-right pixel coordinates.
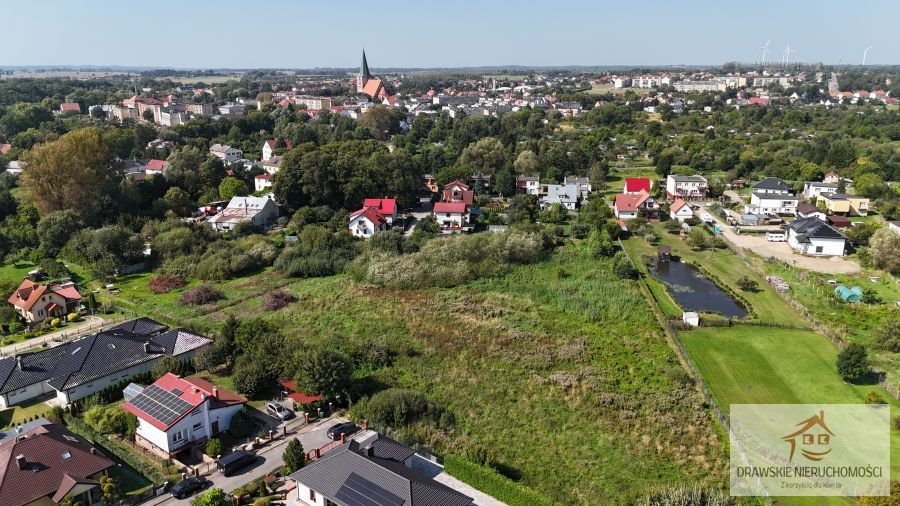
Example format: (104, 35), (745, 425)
(170, 477), (207, 499)
(326, 422), (358, 440)
(217, 450), (258, 476)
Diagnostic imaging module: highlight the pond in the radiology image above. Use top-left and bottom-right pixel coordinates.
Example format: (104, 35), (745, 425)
(651, 260), (748, 318)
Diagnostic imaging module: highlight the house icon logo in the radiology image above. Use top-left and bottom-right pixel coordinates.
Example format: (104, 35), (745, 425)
(782, 410), (835, 462)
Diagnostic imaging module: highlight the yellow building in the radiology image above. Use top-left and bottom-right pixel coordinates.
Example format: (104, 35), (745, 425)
(816, 193), (869, 216)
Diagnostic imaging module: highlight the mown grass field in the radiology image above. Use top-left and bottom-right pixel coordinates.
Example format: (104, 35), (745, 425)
(108, 245), (728, 504)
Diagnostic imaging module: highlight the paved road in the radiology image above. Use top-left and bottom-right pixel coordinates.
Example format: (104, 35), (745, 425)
(0, 315), (106, 357)
(147, 416), (346, 506)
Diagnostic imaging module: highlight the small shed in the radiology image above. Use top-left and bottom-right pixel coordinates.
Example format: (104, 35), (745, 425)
(741, 214), (764, 226)
(682, 312), (700, 327)
(834, 285), (863, 303)
(827, 215), (852, 229)
(658, 245), (672, 263)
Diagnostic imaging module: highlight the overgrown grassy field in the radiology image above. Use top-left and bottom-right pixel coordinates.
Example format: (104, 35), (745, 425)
(110, 245), (728, 503)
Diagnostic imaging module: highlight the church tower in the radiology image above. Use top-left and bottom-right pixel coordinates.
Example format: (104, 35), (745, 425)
(357, 49), (371, 93)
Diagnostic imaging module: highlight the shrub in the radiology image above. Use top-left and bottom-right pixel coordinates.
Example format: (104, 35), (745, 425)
(836, 343), (869, 383)
(83, 405), (137, 435)
(66, 312), (79, 322)
(352, 388), (449, 428)
(205, 437), (223, 457)
(443, 454), (551, 506)
(148, 274), (186, 294)
(612, 252), (637, 279)
(865, 390), (886, 404)
(261, 289), (297, 311)
(179, 284), (223, 305)
(735, 276), (758, 292)
(229, 408), (256, 439)
(283, 438), (306, 473)
(874, 320), (900, 352)
(50, 318), (61, 327)
(232, 356), (273, 398)
(636, 484), (732, 506)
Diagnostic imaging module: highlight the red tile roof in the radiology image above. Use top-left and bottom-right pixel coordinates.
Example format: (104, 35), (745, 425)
(277, 378), (323, 404)
(145, 159), (167, 172)
(123, 373), (245, 431)
(264, 139), (276, 150)
(0, 423), (113, 506)
(362, 198), (397, 217)
(255, 173), (272, 181)
(748, 97), (770, 105)
(8, 280), (80, 311)
(0, 144), (11, 155)
(433, 202), (467, 214)
(59, 103), (81, 112)
(624, 177), (651, 193)
(670, 198), (689, 213)
(614, 191), (651, 212)
(349, 207), (387, 227)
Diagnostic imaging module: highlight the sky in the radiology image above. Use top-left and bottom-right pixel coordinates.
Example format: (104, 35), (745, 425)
(4, 0), (899, 68)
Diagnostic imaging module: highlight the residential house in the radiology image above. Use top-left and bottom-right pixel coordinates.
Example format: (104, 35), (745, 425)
(262, 140), (276, 161)
(624, 177), (652, 195)
(0, 318), (210, 408)
(442, 180), (474, 205)
(469, 173), (492, 192)
(787, 217), (846, 256)
(289, 434), (474, 506)
(348, 208), (388, 239)
(665, 175), (708, 200)
(823, 171), (851, 185)
(746, 191), (799, 215)
(614, 191), (659, 219)
(123, 373), (245, 458)
(433, 202), (467, 231)
(183, 103), (214, 116)
(254, 173), (273, 192)
(293, 96), (332, 110)
(362, 198), (398, 224)
(144, 159), (168, 176)
(516, 175), (540, 195)
(541, 183), (579, 210)
(752, 177), (793, 195)
(208, 195), (279, 232)
(59, 103), (81, 114)
(816, 193), (870, 216)
(802, 181), (838, 200)
(669, 198), (694, 222)
(209, 144), (243, 163)
(423, 174), (439, 193)
(796, 203), (826, 221)
(0, 420), (114, 506)
(564, 176), (592, 199)
(218, 103), (245, 116)
(262, 155), (283, 175)
(8, 279), (81, 324)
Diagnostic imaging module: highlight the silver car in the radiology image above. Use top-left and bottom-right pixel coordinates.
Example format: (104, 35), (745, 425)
(266, 401), (293, 421)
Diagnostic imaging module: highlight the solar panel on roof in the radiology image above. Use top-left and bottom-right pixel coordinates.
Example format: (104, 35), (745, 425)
(129, 384), (193, 426)
(335, 473), (404, 506)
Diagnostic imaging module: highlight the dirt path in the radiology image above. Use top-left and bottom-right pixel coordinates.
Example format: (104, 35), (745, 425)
(708, 213), (861, 274)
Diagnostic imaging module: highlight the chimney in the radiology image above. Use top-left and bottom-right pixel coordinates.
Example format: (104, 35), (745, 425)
(212, 386), (219, 399)
(16, 356), (22, 371)
(143, 342), (150, 353)
(366, 446), (375, 457)
(15, 455), (27, 470)
(90, 448), (97, 455)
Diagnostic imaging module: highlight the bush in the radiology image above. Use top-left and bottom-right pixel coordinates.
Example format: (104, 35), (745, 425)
(351, 388), (449, 428)
(148, 274), (186, 294)
(205, 437), (223, 457)
(735, 276), (758, 292)
(612, 252), (636, 279)
(260, 289), (297, 311)
(228, 408), (256, 439)
(874, 320), (900, 352)
(179, 284), (223, 305)
(443, 454), (551, 506)
(50, 318), (61, 327)
(836, 343), (869, 383)
(67, 312), (79, 322)
(82, 406), (138, 437)
(894, 416), (900, 431)
(865, 390), (886, 405)
(636, 485), (733, 506)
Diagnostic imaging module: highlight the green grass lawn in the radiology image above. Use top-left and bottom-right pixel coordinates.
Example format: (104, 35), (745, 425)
(0, 395), (53, 429)
(681, 326), (900, 483)
(109, 463), (153, 496)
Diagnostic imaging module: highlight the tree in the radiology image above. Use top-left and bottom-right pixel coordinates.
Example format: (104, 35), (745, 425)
(868, 228), (900, 273)
(20, 127), (114, 221)
(612, 251), (636, 279)
(592, 229), (615, 257)
(232, 355), (272, 398)
(100, 475), (120, 504)
(191, 488), (230, 506)
(162, 187), (194, 216)
(513, 150), (539, 174)
(283, 438), (306, 473)
(205, 437), (223, 457)
(295, 348), (353, 401)
(36, 210), (85, 257)
(736, 276), (759, 292)
(152, 355), (181, 379)
(686, 228), (710, 250)
(166, 146), (206, 197)
(0, 103), (54, 137)
(854, 173), (885, 198)
(142, 109), (155, 122)
(358, 105), (401, 141)
(874, 320), (900, 353)
(459, 137), (507, 175)
(836, 343), (869, 383)
(219, 176), (249, 201)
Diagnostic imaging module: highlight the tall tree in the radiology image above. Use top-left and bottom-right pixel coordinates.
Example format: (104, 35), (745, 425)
(20, 127), (114, 221)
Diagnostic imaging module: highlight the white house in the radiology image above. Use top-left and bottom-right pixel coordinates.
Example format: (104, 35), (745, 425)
(541, 183), (579, 210)
(516, 175), (539, 195)
(0, 319), (210, 408)
(665, 175), (708, 200)
(209, 144), (243, 163)
(254, 173), (273, 192)
(208, 195), (279, 232)
(614, 191), (659, 219)
(746, 192), (799, 215)
(752, 177), (793, 195)
(796, 203), (826, 221)
(669, 198), (694, 222)
(433, 202), (467, 230)
(348, 208), (387, 239)
(563, 176), (592, 199)
(123, 373), (246, 458)
(262, 139), (276, 162)
(787, 217), (846, 257)
(802, 181), (838, 200)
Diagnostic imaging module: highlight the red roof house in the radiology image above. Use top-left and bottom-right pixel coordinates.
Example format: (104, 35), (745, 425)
(748, 97), (770, 105)
(59, 103), (81, 113)
(624, 177), (652, 194)
(144, 159), (168, 173)
(123, 373), (246, 458)
(614, 191), (659, 219)
(669, 198), (693, 222)
(8, 279), (81, 324)
(348, 207), (388, 238)
(362, 198), (398, 223)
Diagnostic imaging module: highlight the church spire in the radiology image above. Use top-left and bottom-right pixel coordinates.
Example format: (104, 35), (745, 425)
(360, 49), (371, 79)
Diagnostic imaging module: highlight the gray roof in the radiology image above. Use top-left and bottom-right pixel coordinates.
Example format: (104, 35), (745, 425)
(753, 177), (792, 192)
(752, 192), (798, 201)
(290, 439), (473, 506)
(789, 217), (846, 242)
(669, 175), (707, 182)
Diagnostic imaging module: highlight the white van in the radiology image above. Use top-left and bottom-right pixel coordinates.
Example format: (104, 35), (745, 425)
(766, 232), (786, 242)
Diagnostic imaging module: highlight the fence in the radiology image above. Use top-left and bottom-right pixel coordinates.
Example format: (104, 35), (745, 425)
(0, 316), (126, 357)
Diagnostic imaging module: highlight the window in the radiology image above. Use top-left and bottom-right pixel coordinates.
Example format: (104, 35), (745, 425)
(193, 422), (203, 431)
(309, 489), (316, 501)
(62, 451), (72, 460)
(815, 246), (823, 253)
(172, 430), (186, 443)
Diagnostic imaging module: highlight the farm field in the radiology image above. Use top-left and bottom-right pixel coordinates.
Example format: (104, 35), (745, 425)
(586, 83), (616, 95)
(161, 74), (243, 84)
(109, 245), (728, 504)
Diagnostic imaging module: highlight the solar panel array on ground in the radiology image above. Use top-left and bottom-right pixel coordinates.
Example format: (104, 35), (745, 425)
(335, 472), (404, 506)
(128, 385), (193, 426)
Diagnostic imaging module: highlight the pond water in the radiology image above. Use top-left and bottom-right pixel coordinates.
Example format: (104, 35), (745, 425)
(651, 260), (748, 318)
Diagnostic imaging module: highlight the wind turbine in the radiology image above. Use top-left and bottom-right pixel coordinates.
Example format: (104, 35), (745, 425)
(784, 44), (798, 66)
(863, 46), (873, 65)
(759, 40), (771, 64)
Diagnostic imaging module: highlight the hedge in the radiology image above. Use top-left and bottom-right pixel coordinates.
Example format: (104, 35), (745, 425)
(63, 414), (171, 484)
(443, 454), (552, 506)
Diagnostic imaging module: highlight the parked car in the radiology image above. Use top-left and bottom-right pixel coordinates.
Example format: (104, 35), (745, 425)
(170, 477), (207, 499)
(326, 422), (358, 440)
(217, 450), (258, 476)
(266, 401), (294, 421)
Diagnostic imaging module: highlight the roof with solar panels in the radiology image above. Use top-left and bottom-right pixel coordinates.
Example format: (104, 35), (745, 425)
(122, 373), (245, 430)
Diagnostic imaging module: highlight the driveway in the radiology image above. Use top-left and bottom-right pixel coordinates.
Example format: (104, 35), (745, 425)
(0, 315), (106, 357)
(707, 213), (861, 274)
(408, 454), (506, 506)
(147, 416), (346, 506)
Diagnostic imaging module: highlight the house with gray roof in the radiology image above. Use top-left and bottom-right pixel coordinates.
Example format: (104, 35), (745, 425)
(787, 217), (846, 257)
(540, 183), (579, 210)
(290, 435), (474, 506)
(0, 319), (210, 408)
